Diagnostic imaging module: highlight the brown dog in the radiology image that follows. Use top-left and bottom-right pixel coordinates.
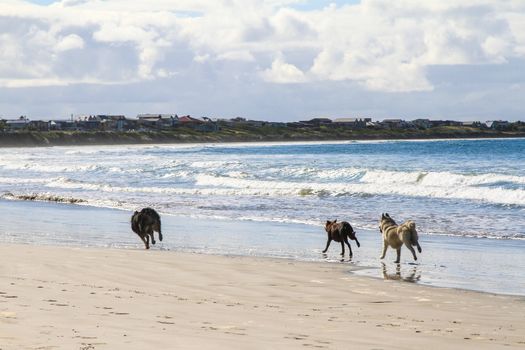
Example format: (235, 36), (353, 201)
(323, 220), (361, 257)
(131, 208), (162, 249)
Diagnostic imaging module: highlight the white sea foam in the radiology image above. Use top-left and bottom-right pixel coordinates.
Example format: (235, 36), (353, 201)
(194, 174), (525, 206)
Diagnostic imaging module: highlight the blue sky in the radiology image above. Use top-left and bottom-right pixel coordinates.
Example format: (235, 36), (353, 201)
(1, 0), (524, 121)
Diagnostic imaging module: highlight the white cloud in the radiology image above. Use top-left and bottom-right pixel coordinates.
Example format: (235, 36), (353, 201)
(0, 0), (523, 93)
(55, 34), (84, 52)
(216, 50), (255, 62)
(261, 57), (306, 83)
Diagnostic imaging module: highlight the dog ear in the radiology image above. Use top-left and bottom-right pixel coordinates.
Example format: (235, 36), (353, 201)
(333, 219), (337, 223)
(381, 213), (385, 219)
(326, 220), (331, 225)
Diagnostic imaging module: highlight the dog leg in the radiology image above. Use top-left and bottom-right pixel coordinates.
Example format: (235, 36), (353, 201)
(322, 239), (332, 253)
(405, 241), (417, 260)
(140, 235), (149, 250)
(150, 230), (156, 245)
(395, 248), (401, 263)
(380, 241), (388, 259)
(344, 237), (353, 258)
(416, 242), (422, 253)
(340, 241), (345, 256)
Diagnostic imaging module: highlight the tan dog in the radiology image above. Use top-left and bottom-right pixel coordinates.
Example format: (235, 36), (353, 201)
(379, 213), (422, 263)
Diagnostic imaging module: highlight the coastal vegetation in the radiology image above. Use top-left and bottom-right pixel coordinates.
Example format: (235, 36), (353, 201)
(1, 115), (524, 147)
(0, 124), (524, 147)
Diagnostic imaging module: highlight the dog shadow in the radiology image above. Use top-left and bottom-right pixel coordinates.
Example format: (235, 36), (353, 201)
(381, 262), (421, 283)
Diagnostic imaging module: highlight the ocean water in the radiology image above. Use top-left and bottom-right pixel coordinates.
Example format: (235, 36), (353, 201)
(1, 138), (524, 240)
(1, 138), (525, 295)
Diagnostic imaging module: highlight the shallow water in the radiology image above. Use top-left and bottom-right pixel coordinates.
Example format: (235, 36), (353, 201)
(1, 199), (524, 296)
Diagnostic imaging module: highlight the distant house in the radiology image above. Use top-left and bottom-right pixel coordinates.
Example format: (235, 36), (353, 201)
(412, 119), (432, 129)
(430, 120), (462, 127)
(380, 119), (404, 129)
(178, 115), (203, 124)
(218, 117), (265, 127)
(137, 114), (178, 129)
(5, 116), (30, 130)
(178, 115), (219, 132)
(49, 120), (78, 131)
(29, 120), (50, 131)
(332, 118), (370, 129)
(486, 120), (510, 130)
(76, 115), (102, 130)
(299, 118), (332, 127)
(97, 115), (127, 131)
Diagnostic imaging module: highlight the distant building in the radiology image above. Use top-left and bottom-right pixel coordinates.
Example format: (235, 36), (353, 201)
(332, 118), (371, 129)
(97, 115), (127, 131)
(430, 120), (462, 127)
(486, 120), (510, 130)
(217, 117), (265, 127)
(299, 118), (332, 127)
(29, 120), (50, 131)
(5, 116), (30, 130)
(412, 119), (432, 129)
(49, 120), (78, 131)
(380, 119), (404, 129)
(178, 115), (219, 131)
(137, 114), (178, 129)
(76, 115), (102, 130)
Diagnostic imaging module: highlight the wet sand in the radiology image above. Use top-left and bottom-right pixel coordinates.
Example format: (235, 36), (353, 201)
(1, 199), (525, 296)
(1, 244), (524, 349)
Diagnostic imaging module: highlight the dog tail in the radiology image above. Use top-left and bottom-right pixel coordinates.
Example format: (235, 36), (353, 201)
(158, 218), (163, 241)
(407, 221), (422, 252)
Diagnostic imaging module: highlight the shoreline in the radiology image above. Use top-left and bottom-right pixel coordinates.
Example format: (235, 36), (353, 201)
(1, 243), (524, 349)
(1, 198), (525, 297)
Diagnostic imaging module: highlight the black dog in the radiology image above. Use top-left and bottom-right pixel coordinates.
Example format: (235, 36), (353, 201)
(323, 220), (360, 257)
(131, 208), (162, 249)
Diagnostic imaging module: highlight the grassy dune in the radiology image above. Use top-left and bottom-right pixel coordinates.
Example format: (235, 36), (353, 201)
(0, 126), (523, 147)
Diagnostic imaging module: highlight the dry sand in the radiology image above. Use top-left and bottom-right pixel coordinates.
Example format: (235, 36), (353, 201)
(0, 244), (524, 349)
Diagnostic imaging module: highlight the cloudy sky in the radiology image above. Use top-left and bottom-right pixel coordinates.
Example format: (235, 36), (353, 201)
(0, 0), (524, 121)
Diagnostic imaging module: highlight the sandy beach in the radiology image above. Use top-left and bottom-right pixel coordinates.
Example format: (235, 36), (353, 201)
(1, 244), (524, 349)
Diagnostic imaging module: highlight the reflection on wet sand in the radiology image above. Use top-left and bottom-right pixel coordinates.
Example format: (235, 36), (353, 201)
(381, 262), (421, 283)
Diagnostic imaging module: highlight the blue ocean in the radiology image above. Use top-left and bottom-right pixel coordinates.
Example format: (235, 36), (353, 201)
(1, 138), (524, 295)
(1, 138), (524, 240)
